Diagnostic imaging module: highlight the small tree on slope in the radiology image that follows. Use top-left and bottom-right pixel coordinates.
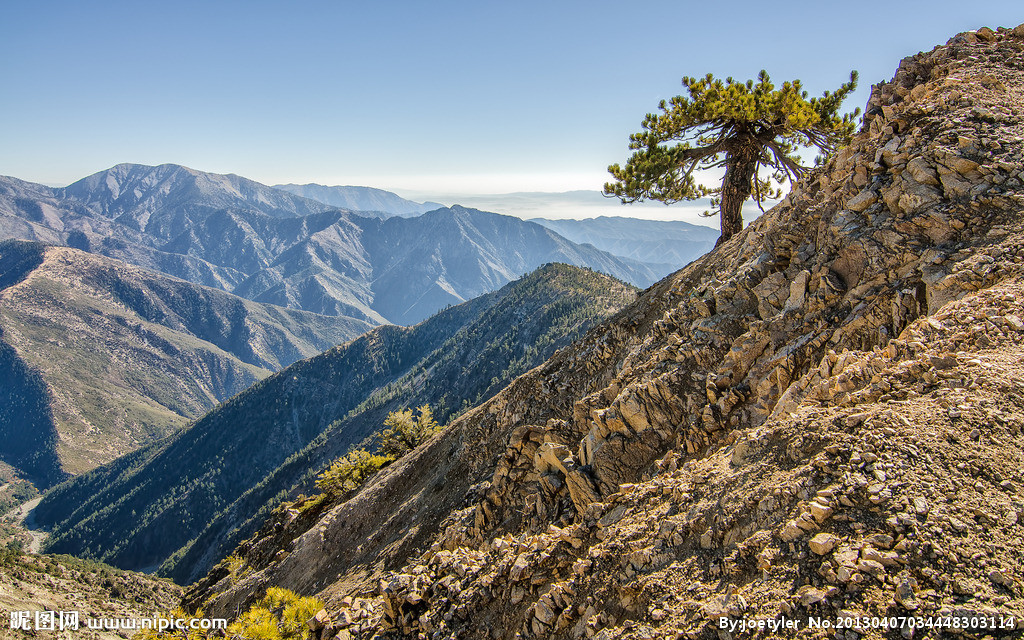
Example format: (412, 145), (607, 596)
(604, 70), (860, 243)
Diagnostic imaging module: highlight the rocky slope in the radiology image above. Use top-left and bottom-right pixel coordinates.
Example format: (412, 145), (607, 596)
(34, 265), (637, 582)
(0, 165), (657, 324)
(184, 26), (1024, 639)
(0, 551), (181, 640)
(0, 240), (371, 482)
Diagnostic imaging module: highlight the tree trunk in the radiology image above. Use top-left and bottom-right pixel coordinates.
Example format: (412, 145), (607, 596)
(718, 146), (759, 244)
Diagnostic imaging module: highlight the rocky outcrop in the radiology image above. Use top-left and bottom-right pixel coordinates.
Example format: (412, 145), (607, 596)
(189, 26), (1024, 639)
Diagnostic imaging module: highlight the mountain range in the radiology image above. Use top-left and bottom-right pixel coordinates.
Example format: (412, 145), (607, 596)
(0, 164), (658, 326)
(35, 263), (637, 580)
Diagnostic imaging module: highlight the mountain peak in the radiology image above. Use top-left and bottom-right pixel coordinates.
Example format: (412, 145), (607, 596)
(60, 162), (335, 225)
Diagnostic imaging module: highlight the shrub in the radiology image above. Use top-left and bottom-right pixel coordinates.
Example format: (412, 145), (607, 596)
(315, 405), (441, 500)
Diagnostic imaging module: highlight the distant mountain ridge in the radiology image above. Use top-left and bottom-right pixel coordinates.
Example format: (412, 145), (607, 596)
(64, 163), (334, 225)
(0, 164), (657, 325)
(273, 183), (443, 217)
(530, 215), (719, 270)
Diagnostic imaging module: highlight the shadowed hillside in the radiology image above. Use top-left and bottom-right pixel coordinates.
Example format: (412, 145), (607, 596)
(0, 240), (373, 480)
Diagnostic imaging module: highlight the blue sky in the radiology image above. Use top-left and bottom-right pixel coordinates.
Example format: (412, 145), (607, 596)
(2, 1), (1022, 204)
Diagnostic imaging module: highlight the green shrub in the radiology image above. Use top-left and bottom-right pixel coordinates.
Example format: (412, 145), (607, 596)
(314, 448), (394, 499)
(315, 405), (441, 501)
(377, 405), (440, 458)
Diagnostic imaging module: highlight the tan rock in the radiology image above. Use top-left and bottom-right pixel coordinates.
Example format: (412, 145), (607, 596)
(857, 559), (887, 577)
(833, 548), (859, 567)
(308, 609), (330, 632)
(535, 598), (557, 625)
(809, 501), (834, 523)
(847, 190), (878, 212)
(809, 533), (840, 555)
(534, 442), (571, 476)
(797, 586), (826, 606)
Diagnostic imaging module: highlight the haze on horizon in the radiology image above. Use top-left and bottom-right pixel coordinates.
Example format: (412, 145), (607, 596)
(2, 1), (1021, 219)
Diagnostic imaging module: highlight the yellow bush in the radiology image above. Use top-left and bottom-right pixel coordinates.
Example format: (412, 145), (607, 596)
(315, 448), (394, 498)
(230, 587), (323, 640)
(136, 588), (323, 640)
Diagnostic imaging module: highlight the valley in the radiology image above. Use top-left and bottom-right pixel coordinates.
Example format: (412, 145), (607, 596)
(33, 264), (638, 584)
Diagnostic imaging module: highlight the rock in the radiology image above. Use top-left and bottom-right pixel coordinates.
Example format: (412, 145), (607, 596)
(535, 442), (572, 475)
(952, 577), (975, 595)
(566, 469), (601, 513)
(833, 548), (859, 567)
(809, 533), (840, 555)
(949, 517), (969, 533)
(928, 355), (957, 370)
(861, 547), (902, 567)
(857, 559), (887, 578)
(906, 157), (940, 186)
(797, 586), (827, 606)
(988, 569), (1009, 587)
(895, 577), (919, 610)
(912, 497), (929, 515)
(308, 609), (330, 632)
(598, 505), (627, 528)
(509, 553), (532, 582)
(535, 599), (557, 625)
(847, 190), (878, 212)
(809, 501), (834, 523)
(864, 533), (894, 549)
(784, 270), (811, 312)
(794, 515), (819, 532)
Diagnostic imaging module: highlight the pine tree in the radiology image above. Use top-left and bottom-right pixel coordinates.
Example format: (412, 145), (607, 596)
(604, 70), (860, 242)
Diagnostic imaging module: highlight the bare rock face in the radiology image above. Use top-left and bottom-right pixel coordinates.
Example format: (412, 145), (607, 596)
(190, 26), (1024, 639)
